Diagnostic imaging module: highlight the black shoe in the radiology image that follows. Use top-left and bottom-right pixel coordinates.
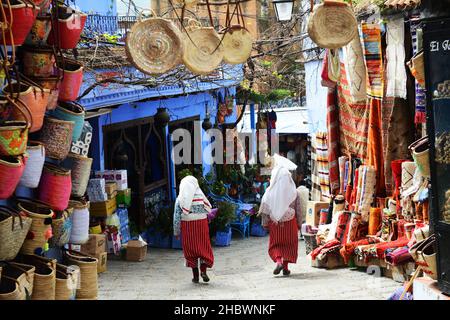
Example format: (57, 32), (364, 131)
(200, 272), (210, 282)
(273, 264), (283, 275)
(283, 269), (291, 276)
(192, 277), (200, 283)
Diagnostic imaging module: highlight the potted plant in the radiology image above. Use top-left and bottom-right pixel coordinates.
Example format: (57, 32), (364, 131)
(211, 201), (237, 246)
(250, 205), (268, 237)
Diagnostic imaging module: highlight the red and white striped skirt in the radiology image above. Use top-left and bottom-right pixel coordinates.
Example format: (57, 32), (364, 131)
(268, 218), (299, 264)
(181, 219), (214, 269)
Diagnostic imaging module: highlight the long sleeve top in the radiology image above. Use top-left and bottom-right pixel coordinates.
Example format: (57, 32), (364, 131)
(173, 197), (208, 237)
(260, 190), (302, 228)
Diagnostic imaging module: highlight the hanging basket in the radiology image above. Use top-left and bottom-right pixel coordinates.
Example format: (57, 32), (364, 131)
(15, 255), (56, 300)
(38, 116), (74, 160)
(2, 262), (35, 299)
(126, 14), (184, 75)
(19, 141), (45, 189)
(307, 0), (358, 49)
(52, 101), (86, 142)
(24, 14), (52, 46)
(221, 26), (253, 65)
(16, 197), (54, 255)
(30, 76), (61, 111)
(407, 51), (425, 87)
(21, 45), (56, 78)
(0, 0), (40, 46)
(0, 154), (28, 200)
(57, 59), (84, 102)
(62, 153), (93, 197)
(0, 120), (29, 157)
(55, 263), (78, 300)
(182, 21), (224, 75)
(47, 7), (87, 49)
(49, 208), (73, 247)
(0, 206), (32, 261)
(409, 136), (430, 178)
(3, 83), (49, 133)
(63, 250), (98, 300)
(38, 163), (72, 211)
(68, 199), (90, 244)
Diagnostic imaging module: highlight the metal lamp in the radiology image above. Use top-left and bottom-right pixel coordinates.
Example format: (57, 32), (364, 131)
(154, 107), (170, 127)
(272, 0), (295, 22)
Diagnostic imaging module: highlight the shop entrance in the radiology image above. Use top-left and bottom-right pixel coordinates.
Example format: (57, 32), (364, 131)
(103, 117), (169, 229)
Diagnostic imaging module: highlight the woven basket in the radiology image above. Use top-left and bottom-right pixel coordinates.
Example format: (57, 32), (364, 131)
(182, 22), (224, 75)
(0, 154), (28, 200)
(39, 116), (74, 160)
(49, 208), (73, 247)
(2, 262), (35, 299)
(64, 250), (98, 300)
(62, 153), (93, 197)
(52, 101), (86, 142)
(407, 51), (425, 87)
(0, 206), (32, 261)
(19, 141), (46, 189)
(221, 26), (253, 65)
(55, 263), (78, 300)
(409, 136), (430, 178)
(15, 255), (56, 300)
(38, 163), (72, 211)
(0, 276), (26, 300)
(17, 197), (54, 255)
(68, 200), (90, 244)
(307, 1), (358, 49)
(126, 15), (184, 75)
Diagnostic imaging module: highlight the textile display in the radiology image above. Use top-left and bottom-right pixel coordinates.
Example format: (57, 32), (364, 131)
(337, 63), (370, 160)
(339, 156), (349, 194)
(310, 239), (341, 261)
(349, 167), (359, 210)
(310, 138), (322, 201)
(327, 49), (341, 83)
(326, 89), (340, 195)
(410, 16), (426, 123)
(321, 50), (337, 89)
(385, 18), (407, 99)
(335, 211), (352, 244)
(346, 212), (362, 244)
(356, 165), (377, 221)
(339, 237), (380, 264)
(343, 30), (367, 103)
(316, 132), (331, 200)
(381, 97), (394, 194)
(385, 246), (413, 265)
(392, 160), (407, 212)
(368, 208), (382, 236)
(361, 23), (384, 99)
(381, 208), (397, 241)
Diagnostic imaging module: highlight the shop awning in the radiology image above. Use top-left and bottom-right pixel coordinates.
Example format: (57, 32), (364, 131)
(237, 106), (310, 134)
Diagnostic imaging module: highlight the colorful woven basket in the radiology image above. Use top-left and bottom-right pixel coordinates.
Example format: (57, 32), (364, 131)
(38, 116), (74, 160)
(62, 153), (92, 197)
(52, 101), (85, 142)
(0, 154), (28, 200)
(38, 163), (72, 211)
(19, 141), (45, 189)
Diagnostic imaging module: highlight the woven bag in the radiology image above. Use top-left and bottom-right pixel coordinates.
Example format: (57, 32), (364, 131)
(68, 200), (90, 244)
(55, 263), (78, 300)
(2, 262), (35, 299)
(126, 11), (184, 75)
(0, 276), (26, 300)
(16, 255), (56, 300)
(221, 26), (253, 65)
(64, 250), (98, 300)
(52, 101), (86, 142)
(0, 154), (28, 200)
(62, 153), (92, 197)
(38, 163), (72, 211)
(19, 141), (45, 188)
(0, 206), (32, 261)
(38, 116), (74, 160)
(49, 208), (73, 247)
(307, 0), (358, 49)
(16, 197), (54, 255)
(182, 20), (224, 75)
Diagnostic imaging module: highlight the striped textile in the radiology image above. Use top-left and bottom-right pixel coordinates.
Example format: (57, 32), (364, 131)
(337, 63), (370, 160)
(410, 16), (426, 123)
(316, 132), (331, 200)
(326, 88), (340, 195)
(310, 136), (322, 201)
(339, 156), (349, 195)
(361, 23), (384, 99)
(181, 219), (214, 268)
(268, 218), (299, 264)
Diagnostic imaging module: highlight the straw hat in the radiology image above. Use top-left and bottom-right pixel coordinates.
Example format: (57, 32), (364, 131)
(126, 16), (184, 75)
(182, 22), (224, 75)
(307, 1), (358, 49)
(221, 26), (253, 65)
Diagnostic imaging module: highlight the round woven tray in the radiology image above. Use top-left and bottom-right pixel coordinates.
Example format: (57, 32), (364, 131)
(126, 17), (184, 75)
(222, 26), (253, 65)
(182, 26), (224, 75)
(307, 1), (358, 49)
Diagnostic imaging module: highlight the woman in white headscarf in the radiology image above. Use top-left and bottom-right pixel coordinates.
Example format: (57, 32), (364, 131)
(259, 156), (302, 276)
(173, 176), (214, 283)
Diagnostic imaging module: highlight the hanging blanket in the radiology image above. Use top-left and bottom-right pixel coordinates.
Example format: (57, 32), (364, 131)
(361, 23), (384, 99)
(316, 132), (331, 200)
(386, 18), (407, 99)
(338, 63), (370, 160)
(327, 89), (340, 195)
(410, 16), (426, 123)
(310, 140), (322, 201)
(343, 29), (367, 103)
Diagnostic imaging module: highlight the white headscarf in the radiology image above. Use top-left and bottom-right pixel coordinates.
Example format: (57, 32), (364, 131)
(273, 153), (297, 171)
(177, 176), (211, 214)
(260, 165), (297, 222)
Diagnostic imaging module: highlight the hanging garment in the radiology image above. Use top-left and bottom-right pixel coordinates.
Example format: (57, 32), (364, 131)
(326, 88), (340, 195)
(316, 132), (331, 201)
(386, 18), (407, 99)
(410, 16), (426, 123)
(338, 63), (370, 160)
(321, 50), (337, 89)
(343, 29), (367, 103)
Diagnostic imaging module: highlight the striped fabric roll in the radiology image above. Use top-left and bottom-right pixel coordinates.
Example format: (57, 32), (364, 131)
(316, 132), (331, 201)
(339, 156), (349, 194)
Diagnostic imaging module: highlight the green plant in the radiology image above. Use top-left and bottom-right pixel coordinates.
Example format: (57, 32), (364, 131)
(211, 201), (237, 232)
(211, 180), (226, 196)
(178, 168), (193, 180)
(154, 202), (175, 237)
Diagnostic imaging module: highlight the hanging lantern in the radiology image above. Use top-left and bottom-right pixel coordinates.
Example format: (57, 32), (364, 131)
(154, 107), (170, 127)
(273, 0), (295, 22)
(202, 116), (213, 131)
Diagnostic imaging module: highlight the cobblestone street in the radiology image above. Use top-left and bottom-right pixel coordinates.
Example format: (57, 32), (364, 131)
(98, 236), (400, 300)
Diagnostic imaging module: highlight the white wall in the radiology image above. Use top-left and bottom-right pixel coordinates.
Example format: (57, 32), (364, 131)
(304, 59), (328, 133)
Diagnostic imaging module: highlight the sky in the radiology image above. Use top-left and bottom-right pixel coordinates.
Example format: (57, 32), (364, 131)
(117, 0), (150, 15)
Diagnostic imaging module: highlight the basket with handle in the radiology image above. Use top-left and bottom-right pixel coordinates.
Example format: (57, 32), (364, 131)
(49, 207), (73, 247)
(55, 263), (78, 300)
(1, 261), (36, 299)
(0, 275), (27, 300)
(63, 249), (98, 300)
(0, 206), (32, 261)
